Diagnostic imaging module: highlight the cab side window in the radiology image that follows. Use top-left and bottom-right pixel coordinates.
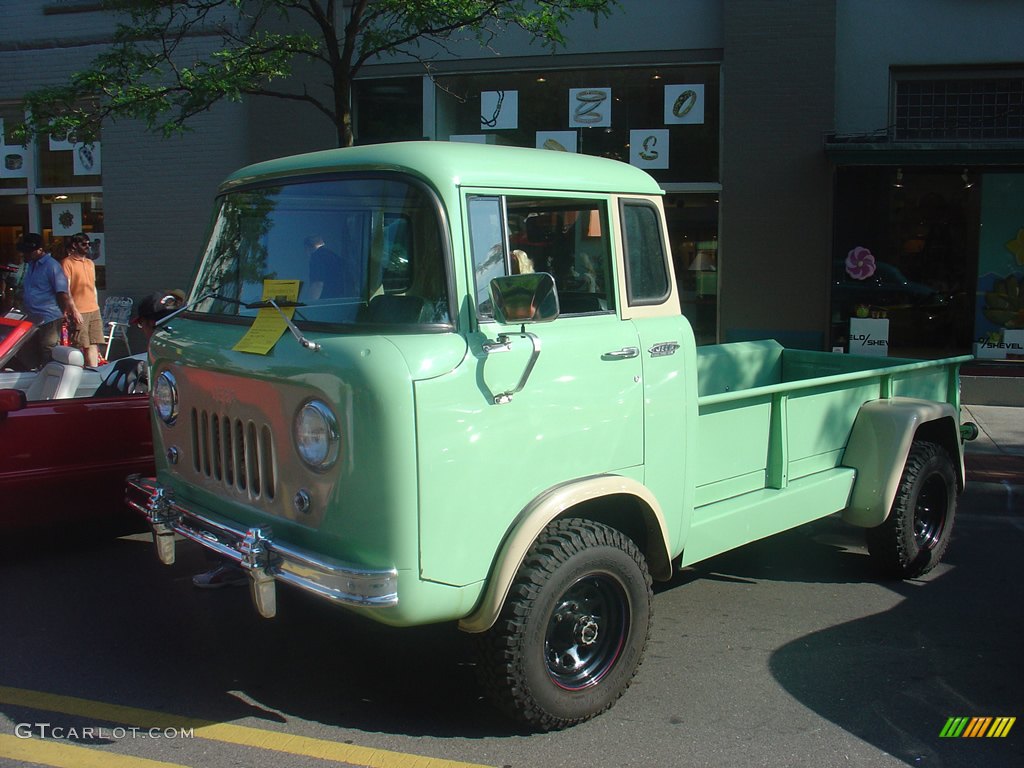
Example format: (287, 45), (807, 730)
(467, 194), (613, 319)
(620, 201), (671, 306)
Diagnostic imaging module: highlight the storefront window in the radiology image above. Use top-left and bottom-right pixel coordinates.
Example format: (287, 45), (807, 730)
(1, 104), (29, 192)
(666, 193), (718, 345)
(0, 196), (28, 313)
(975, 173), (1024, 361)
(831, 166), (982, 359)
(353, 77), (424, 144)
(39, 133), (102, 187)
(0, 102), (105, 290)
(432, 64), (720, 185)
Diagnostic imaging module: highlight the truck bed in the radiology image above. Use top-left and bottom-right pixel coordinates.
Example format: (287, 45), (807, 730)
(679, 340), (971, 566)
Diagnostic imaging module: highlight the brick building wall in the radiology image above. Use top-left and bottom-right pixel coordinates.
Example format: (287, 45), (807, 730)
(720, 0), (837, 348)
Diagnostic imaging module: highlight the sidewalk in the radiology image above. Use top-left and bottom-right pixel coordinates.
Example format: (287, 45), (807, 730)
(961, 403), (1024, 485)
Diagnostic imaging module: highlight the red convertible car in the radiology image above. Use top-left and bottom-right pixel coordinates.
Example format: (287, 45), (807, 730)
(0, 327), (154, 532)
(0, 314), (34, 368)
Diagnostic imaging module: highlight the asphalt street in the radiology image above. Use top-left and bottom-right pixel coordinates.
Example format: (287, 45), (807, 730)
(0, 404), (1020, 768)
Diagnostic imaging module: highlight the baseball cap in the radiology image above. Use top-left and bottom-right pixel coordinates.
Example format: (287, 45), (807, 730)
(132, 289), (187, 326)
(16, 233), (44, 253)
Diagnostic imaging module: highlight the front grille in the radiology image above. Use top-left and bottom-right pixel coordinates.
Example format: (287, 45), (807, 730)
(190, 408), (277, 501)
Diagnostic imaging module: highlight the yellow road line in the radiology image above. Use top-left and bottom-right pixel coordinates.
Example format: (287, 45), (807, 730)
(0, 734), (188, 768)
(0, 686), (493, 768)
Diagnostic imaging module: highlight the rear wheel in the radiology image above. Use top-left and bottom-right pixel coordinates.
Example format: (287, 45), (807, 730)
(476, 518), (653, 731)
(866, 440), (957, 578)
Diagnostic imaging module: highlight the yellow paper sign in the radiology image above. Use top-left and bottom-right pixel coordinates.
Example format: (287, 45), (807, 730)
(232, 279), (302, 355)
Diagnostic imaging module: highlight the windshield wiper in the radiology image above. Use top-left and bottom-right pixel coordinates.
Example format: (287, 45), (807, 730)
(157, 290), (319, 352)
(244, 299), (305, 309)
(249, 297), (320, 352)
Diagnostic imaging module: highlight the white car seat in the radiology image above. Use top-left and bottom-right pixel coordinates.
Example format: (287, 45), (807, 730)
(24, 346), (85, 401)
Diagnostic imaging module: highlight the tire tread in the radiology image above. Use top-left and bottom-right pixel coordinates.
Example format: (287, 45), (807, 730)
(866, 440), (956, 579)
(476, 518), (652, 731)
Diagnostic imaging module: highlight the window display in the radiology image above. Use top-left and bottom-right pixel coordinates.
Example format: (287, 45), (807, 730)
(0, 103), (104, 289)
(433, 64), (720, 184)
(831, 166), (1008, 360)
(975, 173), (1024, 359)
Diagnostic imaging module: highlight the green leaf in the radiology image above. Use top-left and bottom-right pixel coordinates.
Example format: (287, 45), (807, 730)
(16, 0), (620, 147)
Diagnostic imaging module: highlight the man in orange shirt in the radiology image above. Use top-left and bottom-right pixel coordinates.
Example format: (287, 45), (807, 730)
(62, 232), (102, 366)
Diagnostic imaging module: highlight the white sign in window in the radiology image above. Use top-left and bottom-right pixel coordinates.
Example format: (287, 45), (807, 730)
(536, 131), (577, 153)
(664, 84), (705, 125)
(849, 317), (889, 356)
(630, 129), (669, 169)
(568, 88), (611, 128)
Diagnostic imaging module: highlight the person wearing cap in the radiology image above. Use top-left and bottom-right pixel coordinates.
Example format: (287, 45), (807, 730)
(16, 232), (73, 369)
(92, 289), (186, 399)
(132, 289), (186, 340)
(62, 232), (103, 366)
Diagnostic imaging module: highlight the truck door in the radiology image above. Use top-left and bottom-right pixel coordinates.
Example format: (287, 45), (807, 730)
(466, 193), (643, 468)
(618, 195), (697, 556)
(414, 192), (645, 586)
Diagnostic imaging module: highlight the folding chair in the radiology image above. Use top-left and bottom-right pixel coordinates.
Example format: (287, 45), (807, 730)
(101, 296), (133, 360)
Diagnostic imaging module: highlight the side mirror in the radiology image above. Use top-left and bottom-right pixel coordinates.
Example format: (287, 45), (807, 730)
(489, 272), (560, 325)
(0, 388), (27, 418)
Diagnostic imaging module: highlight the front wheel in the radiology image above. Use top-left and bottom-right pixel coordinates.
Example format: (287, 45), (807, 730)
(476, 518), (653, 731)
(866, 440), (958, 579)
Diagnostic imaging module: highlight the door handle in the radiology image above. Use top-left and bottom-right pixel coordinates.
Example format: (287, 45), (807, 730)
(604, 347), (639, 359)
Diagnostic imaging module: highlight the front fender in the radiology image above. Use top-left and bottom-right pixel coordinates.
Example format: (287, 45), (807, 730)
(458, 475), (671, 634)
(841, 398), (964, 528)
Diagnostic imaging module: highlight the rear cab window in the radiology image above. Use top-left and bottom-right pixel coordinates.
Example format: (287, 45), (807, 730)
(620, 200), (671, 306)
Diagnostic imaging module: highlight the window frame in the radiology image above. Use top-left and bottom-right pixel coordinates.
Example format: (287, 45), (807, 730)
(619, 198), (672, 307)
(466, 191), (616, 323)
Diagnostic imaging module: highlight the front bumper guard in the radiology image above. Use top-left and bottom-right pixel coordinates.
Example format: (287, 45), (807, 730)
(126, 476), (398, 619)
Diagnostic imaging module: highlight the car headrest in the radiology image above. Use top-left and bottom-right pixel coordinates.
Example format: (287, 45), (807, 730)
(50, 346), (85, 366)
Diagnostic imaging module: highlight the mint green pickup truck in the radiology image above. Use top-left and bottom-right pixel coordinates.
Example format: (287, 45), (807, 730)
(128, 142), (974, 730)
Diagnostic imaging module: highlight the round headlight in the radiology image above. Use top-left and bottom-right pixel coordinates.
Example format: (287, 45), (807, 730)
(154, 370), (178, 425)
(294, 400), (340, 470)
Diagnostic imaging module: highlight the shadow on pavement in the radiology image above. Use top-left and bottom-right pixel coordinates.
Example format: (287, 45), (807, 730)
(765, 483), (1022, 767)
(0, 531), (516, 739)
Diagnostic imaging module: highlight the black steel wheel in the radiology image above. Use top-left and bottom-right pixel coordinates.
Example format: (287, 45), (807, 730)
(544, 572), (628, 691)
(866, 440), (958, 579)
(476, 518), (653, 731)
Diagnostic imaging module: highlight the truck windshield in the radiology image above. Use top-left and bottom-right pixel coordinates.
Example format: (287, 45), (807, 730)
(190, 176), (450, 327)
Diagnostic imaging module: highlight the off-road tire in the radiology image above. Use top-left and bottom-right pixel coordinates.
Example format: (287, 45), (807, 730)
(866, 440), (957, 579)
(475, 518), (653, 731)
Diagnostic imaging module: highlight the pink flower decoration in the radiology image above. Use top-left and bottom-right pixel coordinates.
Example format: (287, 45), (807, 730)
(845, 246), (876, 280)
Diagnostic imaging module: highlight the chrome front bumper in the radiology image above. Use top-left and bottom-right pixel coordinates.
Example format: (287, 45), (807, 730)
(126, 476), (398, 618)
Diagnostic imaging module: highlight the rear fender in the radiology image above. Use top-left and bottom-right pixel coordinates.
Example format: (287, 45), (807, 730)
(458, 475), (671, 633)
(841, 398), (964, 528)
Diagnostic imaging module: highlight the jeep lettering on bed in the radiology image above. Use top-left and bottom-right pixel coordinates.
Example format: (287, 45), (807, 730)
(128, 142), (975, 730)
